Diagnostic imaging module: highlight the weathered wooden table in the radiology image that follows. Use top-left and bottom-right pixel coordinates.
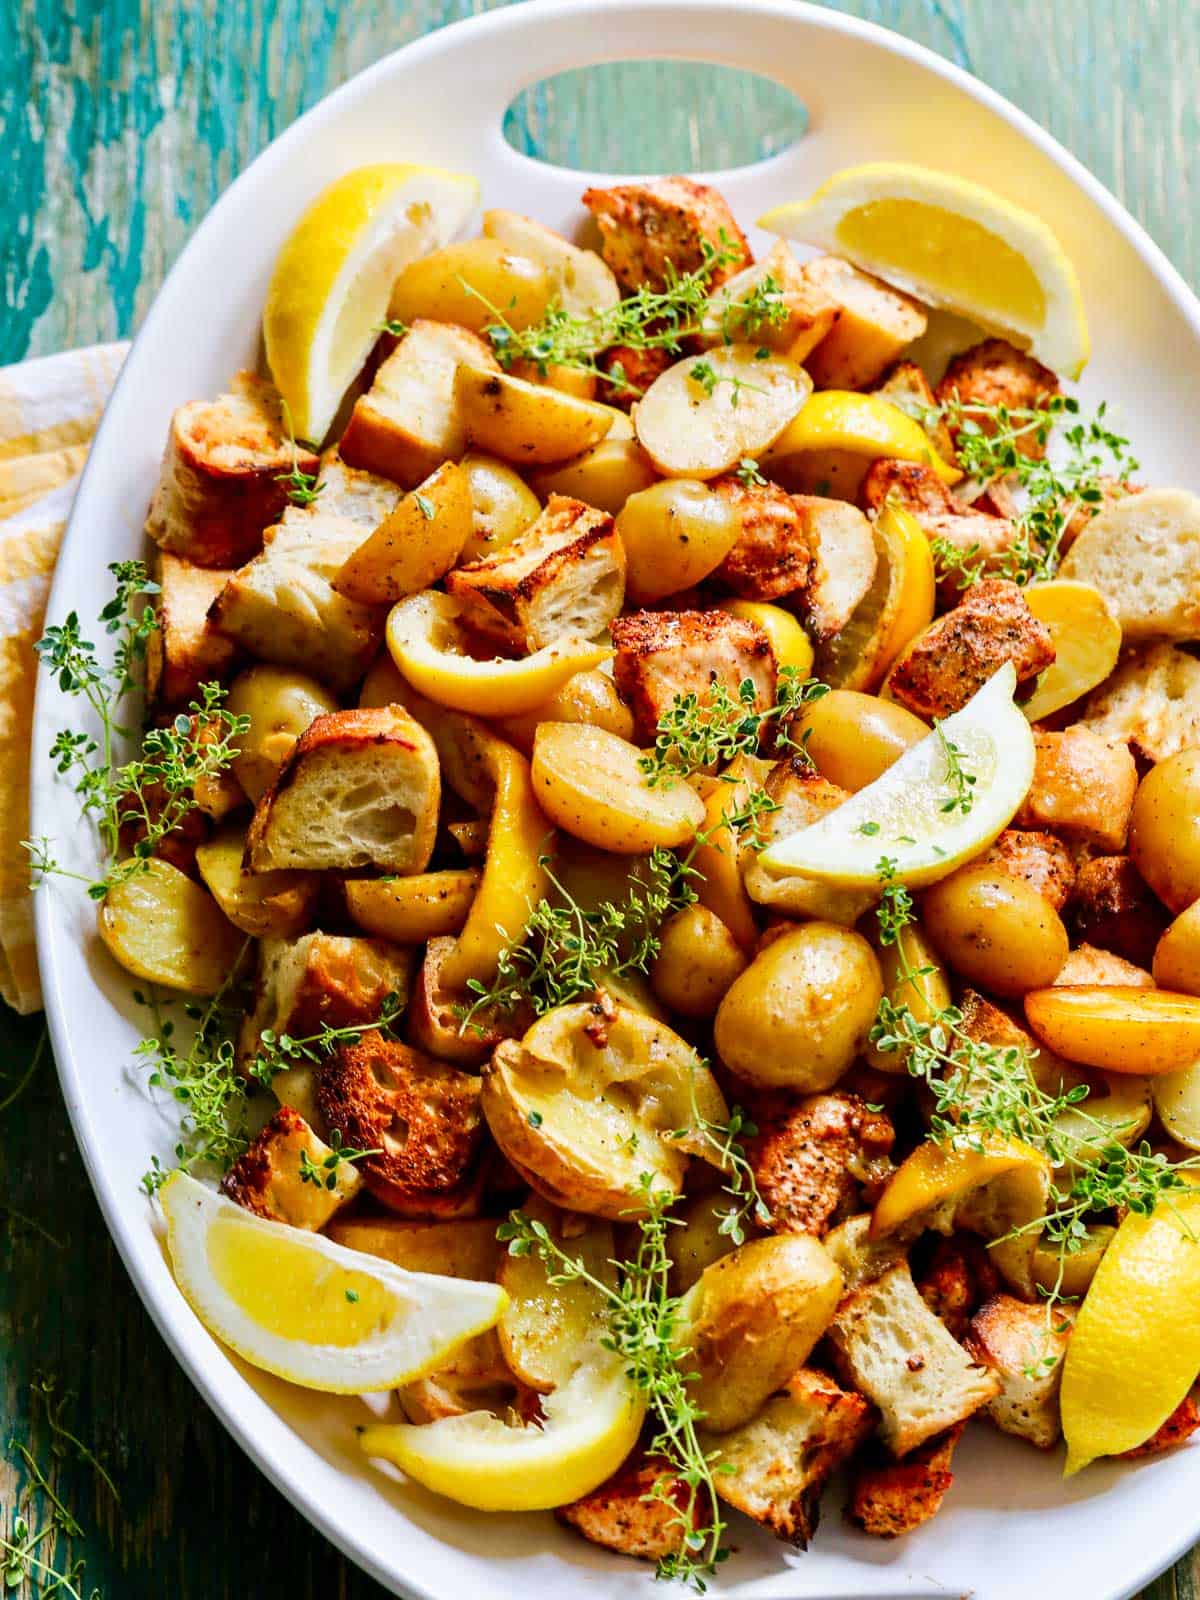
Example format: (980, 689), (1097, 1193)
(4, 1), (1198, 1594)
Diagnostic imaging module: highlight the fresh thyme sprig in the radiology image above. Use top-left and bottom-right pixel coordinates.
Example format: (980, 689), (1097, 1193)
(669, 1065), (771, 1247)
(638, 666), (828, 788)
(686, 359), (766, 408)
(933, 723), (977, 815)
(275, 400), (323, 507)
(246, 991), (405, 1087)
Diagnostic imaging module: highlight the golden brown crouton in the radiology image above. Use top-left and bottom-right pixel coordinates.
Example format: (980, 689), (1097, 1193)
(711, 475), (813, 601)
(828, 1263), (1001, 1457)
(1058, 489), (1200, 642)
(445, 494), (625, 651)
(340, 319), (501, 487)
(964, 1294), (1074, 1449)
(887, 578), (1056, 720)
(1068, 855), (1167, 970)
(801, 258), (928, 390)
(581, 176), (751, 293)
(145, 371), (316, 568)
(743, 759), (877, 925)
(750, 1093), (895, 1238)
(872, 360), (956, 462)
(1014, 728), (1138, 853)
(146, 553), (240, 709)
(405, 935), (529, 1069)
(699, 241), (840, 366)
(1053, 940), (1153, 988)
(1121, 1395), (1200, 1458)
(247, 705), (440, 875)
(598, 343), (675, 409)
(849, 1422), (964, 1537)
(982, 829), (1076, 911)
(791, 496), (878, 641)
(221, 1105), (363, 1229)
(915, 1234), (1001, 1341)
(860, 458), (1015, 593)
(610, 608), (776, 744)
(558, 1450), (696, 1562)
(936, 339), (1060, 459)
(1079, 642), (1200, 763)
(707, 1367), (874, 1546)
(316, 1031), (484, 1217)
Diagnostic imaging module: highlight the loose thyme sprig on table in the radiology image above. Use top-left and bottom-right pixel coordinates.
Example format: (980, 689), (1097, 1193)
(638, 666), (829, 789)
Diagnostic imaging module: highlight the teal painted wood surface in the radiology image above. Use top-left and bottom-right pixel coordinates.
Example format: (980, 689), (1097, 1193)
(3, 1), (1199, 1595)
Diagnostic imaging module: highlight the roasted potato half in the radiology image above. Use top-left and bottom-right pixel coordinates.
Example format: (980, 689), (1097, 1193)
(98, 859), (243, 994)
(456, 365), (615, 465)
(195, 825), (318, 939)
(498, 1197), (617, 1392)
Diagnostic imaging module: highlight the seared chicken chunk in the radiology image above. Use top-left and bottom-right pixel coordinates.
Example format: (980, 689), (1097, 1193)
(581, 175), (751, 293)
(749, 1092), (895, 1238)
(860, 458), (1015, 588)
(711, 474), (813, 602)
(849, 1422), (965, 1536)
(610, 608), (776, 744)
(1068, 855), (1167, 970)
(559, 1450), (696, 1563)
(1014, 728), (1138, 854)
(981, 829), (1076, 912)
(936, 338), (1059, 459)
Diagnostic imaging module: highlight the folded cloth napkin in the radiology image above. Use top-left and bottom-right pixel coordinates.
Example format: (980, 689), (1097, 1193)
(0, 342), (129, 1014)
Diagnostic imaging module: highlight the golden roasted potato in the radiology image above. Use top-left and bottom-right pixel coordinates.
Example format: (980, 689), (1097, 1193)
(675, 1235), (843, 1432)
(481, 1002), (730, 1218)
(333, 461), (472, 603)
(344, 869), (480, 944)
(326, 1215), (504, 1279)
(797, 688), (927, 792)
(670, 1192), (742, 1294)
(495, 669), (635, 755)
(498, 1199), (616, 1392)
(388, 238), (551, 332)
(1031, 1225), (1115, 1300)
(195, 825), (318, 939)
(529, 437), (659, 516)
(225, 664), (339, 803)
(650, 905), (748, 1019)
(531, 723), (705, 854)
(714, 923), (882, 1091)
(1153, 1061), (1200, 1152)
(482, 209), (620, 317)
(1024, 985), (1200, 1075)
(633, 346), (812, 480)
(98, 859), (243, 994)
(1129, 749), (1200, 913)
(616, 479), (742, 603)
(459, 451), (543, 563)
(455, 365), (615, 465)
(1154, 901), (1200, 994)
(922, 864), (1069, 997)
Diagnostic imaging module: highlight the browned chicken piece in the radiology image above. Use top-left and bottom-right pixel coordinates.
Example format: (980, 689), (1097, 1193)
(221, 1105), (362, 1230)
(1079, 641), (1200, 764)
(581, 176), (752, 293)
(1053, 941), (1153, 988)
(1014, 729), (1138, 854)
(1121, 1395), (1200, 1459)
(872, 360), (956, 462)
(710, 474), (813, 602)
(598, 343), (675, 409)
(981, 829), (1076, 912)
(849, 1422), (965, 1537)
(936, 338), (1060, 460)
(315, 1031), (484, 1217)
(915, 1234), (1001, 1341)
(1068, 855), (1168, 970)
(558, 1450), (697, 1562)
(801, 257), (928, 390)
(749, 1092), (895, 1237)
(886, 578), (1055, 721)
(610, 608), (776, 744)
(964, 1294), (1074, 1449)
(145, 552), (241, 709)
(860, 459), (1015, 593)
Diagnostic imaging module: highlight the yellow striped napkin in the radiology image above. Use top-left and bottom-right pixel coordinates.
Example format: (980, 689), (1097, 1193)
(0, 343), (129, 1014)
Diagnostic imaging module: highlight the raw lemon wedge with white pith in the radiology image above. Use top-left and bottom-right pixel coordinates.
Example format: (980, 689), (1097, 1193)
(160, 1172), (505, 1392)
(764, 391), (961, 486)
(759, 663), (1034, 888)
(1062, 1191), (1200, 1473)
(759, 162), (1089, 378)
(264, 164), (479, 443)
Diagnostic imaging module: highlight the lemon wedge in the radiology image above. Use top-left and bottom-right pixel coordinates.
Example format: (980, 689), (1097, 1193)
(1061, 1191), (1200, 1473)
(360, 1351), (645, 1510)
(386, 591), (610, 717)
(758, 662), (1035, 888)
(759, 162), (1089, 379)
(160, 1172), (505, 1392)
(765, 390), (961, 486)
(264, 163), (479, 443)
(870, 1134), (1048, 1239)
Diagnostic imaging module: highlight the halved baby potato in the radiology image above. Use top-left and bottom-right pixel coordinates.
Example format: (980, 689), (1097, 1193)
(481, 1002), (730, 1218)
(334, 461), (473, 603)
(344, 869), (481, 944)
(530, 438), (659, 517)
(98, 859), (243, 994)
(482, 209), (620, 317)
(388, 238), (552, 333)
(616, 478), (743, 604)
(531, 722), (705, 853)
(498, 1197), (616, 1392)
(1152, 1061), (1200, 1152)
(633, 345), (812, 480)
(455, 365), (615, 465)
(327, 1216), (504, 1280)
(459, 452), (543, 563)
(195, 825), (318, 939)
(494, 669), (635, 755)
(1024, 986), (1200, 1074)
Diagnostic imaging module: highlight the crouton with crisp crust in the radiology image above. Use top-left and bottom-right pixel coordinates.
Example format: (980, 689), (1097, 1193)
(1058, 488), (1200, 642)
(145, 371), (316, 568)
(221, 1105), (363, 1229)
(445, 494), (625, 652)
(406, 936), (530, 1068)
(915, 1234), (1000, 1340)
(581, 176), (751, 293)
(1054, 940), (1153, 988)
(936, 339), (1059, 459)
(316, 1032), (485, 1217)
(801, 258), (928, 391)
(749, 1092), (895, 1238)
(146, 553), (240, 709)
(744, 759), (878, 925)
(1067, 856), (1167, 971)
(558, 1450), (697, 1563)
(699, 241), (840, 366)
(247, 705), (440, 875)
(610, 608), (776, 744)
(981, 829), (1076, 911)
(849, 1422), (965, 1537)
(964, 1294), (1074, 1449)
(1079, 642), (1200, 763)
(886, 578), (1055, 721)
(824, 1214), (910, 1294)
(1013, 728), (1138, 853)
(860, 458), (1015, 588)
(792, 496), (878, 641)
(711, 474), (813, 601)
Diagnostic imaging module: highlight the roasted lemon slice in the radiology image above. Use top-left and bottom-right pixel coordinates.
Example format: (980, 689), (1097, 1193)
(160, 1172), (505, 1392)
(765, 390), (961, 486)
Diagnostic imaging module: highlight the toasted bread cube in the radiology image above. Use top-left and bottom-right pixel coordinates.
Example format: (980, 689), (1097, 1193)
(937, 339), (1059, 459)
(860, 458), (1014, 593)
(146, 553), (240, 709)
(916, 1234), (1000, 1340)
(445, 494), (625, 651)
(1054, 940), (1153, 988)
(406, 935), (528, 1068)
(1059, 488), (1200, 642)
(1014, 727), (1138, 853)
(744, 758), (878, 925)
(707, 1367), (874, 1546)
(827, 1263), (1001, 1456)
(1080, 642), (1200, 763)
(801, 258), (928, 390)
(220, 1105), (363, 1229)
(340, 319), (501, 487)
(887, 577), (1056, 721)
(791, 497), (877, 640)
(849, 1422), (964, 1537)
(1121, 1394), (1200, 1459)
(1067, 856), (1166, 970)
(964, 1294), (1073, 1449)
(749, 1092), (895, 1239)
(316, 1032), (484, 1217)
(981, 829), (1076, 912)
(247, 705), (439, 875)
(824, 1214), (910, 1293)
(145, 371), (315, 568)
(558, 1450), (696, 1563)
(712, 474), (814, 601)
(700, 241), (839, 364)
(580, 175), (751, 293)
(873, 361), (956, 461)
(611, 608), (777, 744)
